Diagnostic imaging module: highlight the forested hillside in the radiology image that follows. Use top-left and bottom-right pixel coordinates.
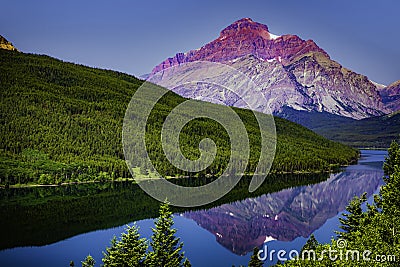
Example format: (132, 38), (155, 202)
(0, 49), (358, 185)
(276, 106), (400, 148)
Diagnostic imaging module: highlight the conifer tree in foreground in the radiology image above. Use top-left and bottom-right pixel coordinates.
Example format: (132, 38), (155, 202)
(81, 201), (191, 266)
(147, 201), (191, 267)
(102, 224), (148, 266)
(301, 234), (319, 253)
(336, 192), (367, 241)
(383, 140), (400, 176)
(81, 255), (95, 267)
(248, 246), (264, 267)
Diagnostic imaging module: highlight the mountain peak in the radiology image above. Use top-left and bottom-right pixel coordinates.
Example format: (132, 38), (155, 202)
(223, 17), (263, 29)
(219, 17), (276, 40)
(379, 80), (400, 111)
(236, 17), (254, 23)
(151, 18), (389, 119)
(0, 35), (18, 51)
(152, 18), (327, 74)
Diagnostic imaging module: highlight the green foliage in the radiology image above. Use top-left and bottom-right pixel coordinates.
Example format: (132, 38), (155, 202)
(336, 193), (367, 241)
(383, 140), (400, 176)
(248, 247), (263, 267)
(301, 234), (319, 253)
(183, 258), (192, 267)
(81, 255), (95, 267)
(79, 202), (190, 267)
(102, 224), (148, 267)
(147, 201), (190, 267)
(0, 49), (358, 185)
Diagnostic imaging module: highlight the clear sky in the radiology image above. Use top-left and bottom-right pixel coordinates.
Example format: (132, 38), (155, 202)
(1, 0), (399, 85)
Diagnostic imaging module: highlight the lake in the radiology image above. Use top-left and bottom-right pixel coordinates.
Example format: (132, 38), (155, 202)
(0, 150), (387, 266)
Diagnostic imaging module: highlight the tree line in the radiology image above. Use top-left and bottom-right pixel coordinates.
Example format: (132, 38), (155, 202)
(77, 202), (191, 267)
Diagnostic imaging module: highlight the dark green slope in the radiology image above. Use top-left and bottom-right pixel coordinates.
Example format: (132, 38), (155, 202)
(276, 106), (400, 148)
(321, 112), (400, 148)
(0, 49), (358, 185)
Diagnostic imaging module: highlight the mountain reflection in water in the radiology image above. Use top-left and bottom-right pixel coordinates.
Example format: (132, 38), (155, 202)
(184, 168), (383, 255)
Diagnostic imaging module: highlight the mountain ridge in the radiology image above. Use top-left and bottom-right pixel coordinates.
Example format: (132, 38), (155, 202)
(151, 18), (392, 119)
(275, 106), (400, 148)
(379, 80), (400, 111)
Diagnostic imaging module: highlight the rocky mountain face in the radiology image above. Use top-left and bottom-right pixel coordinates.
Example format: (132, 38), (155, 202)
(184, 169), (383, 255)
(152, 18), (328, 72)
(151, 18), (391, 119)
(379, 80), (400, 111)
(0, 35), (17, 51)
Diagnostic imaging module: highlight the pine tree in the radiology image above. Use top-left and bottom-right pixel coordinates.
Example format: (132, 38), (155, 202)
(147, 201), (190, 267)
(384, 140), (400, 176)
(81, 255), (95, 267)
(301, 234), (319, 252)
(336, 192), (367, 240)
(380, 144), (400, 244)
(102, 224), (147, 266)
(248, 246), (263, 267)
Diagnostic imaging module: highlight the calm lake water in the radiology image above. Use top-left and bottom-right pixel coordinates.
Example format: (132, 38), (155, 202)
(0, 150), (387, 266)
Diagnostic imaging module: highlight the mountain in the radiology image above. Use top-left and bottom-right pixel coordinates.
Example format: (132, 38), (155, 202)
(184, 169), (382, 255)
(276, 106), (400, 148)
(379, 80), (400, 111)
(152, 18), (328, 71)
(0, 49), (358, 186)
(0, 35), (18, 51)
(151, 18), (389, 119)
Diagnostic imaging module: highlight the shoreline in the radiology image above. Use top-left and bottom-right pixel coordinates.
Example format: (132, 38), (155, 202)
(357, 147), (389, 150)
(0, 168), (343, 189)
(0, 150), (365, 190)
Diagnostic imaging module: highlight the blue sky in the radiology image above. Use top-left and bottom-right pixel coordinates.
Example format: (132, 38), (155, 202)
(1, 0), (399, 85)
